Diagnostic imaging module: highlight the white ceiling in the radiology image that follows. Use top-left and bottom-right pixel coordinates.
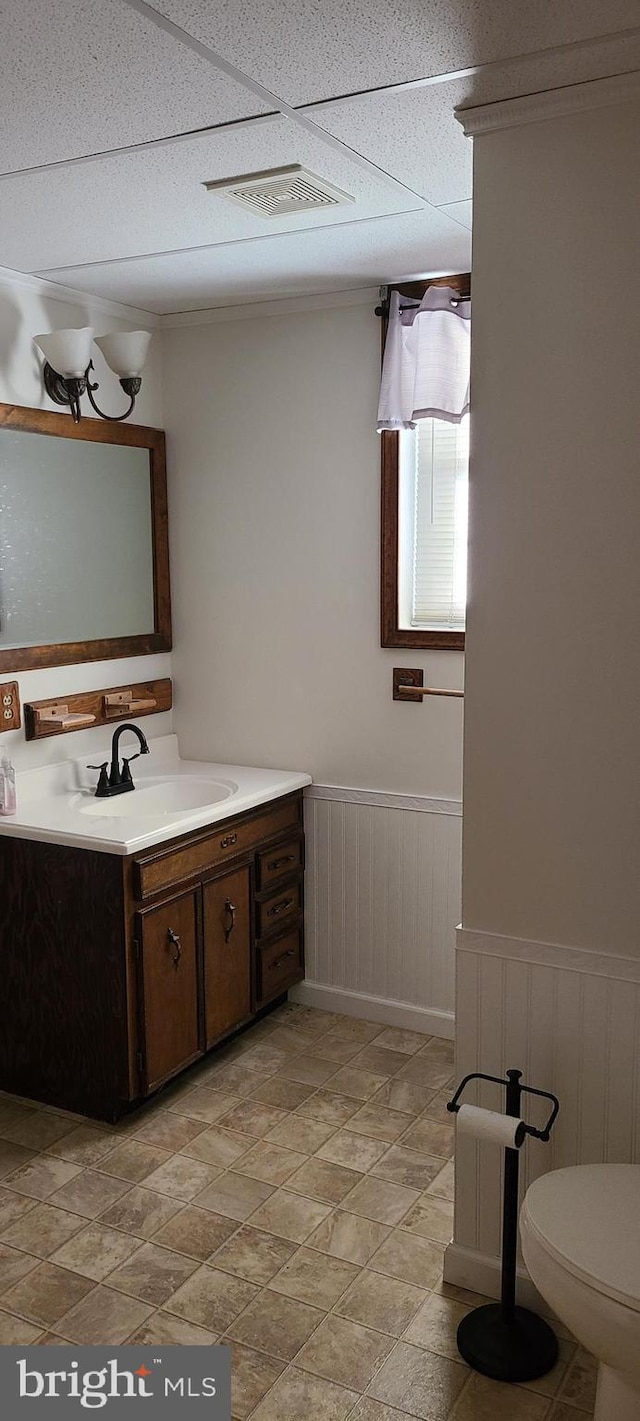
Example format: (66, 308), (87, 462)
(1, 0), (640, 314)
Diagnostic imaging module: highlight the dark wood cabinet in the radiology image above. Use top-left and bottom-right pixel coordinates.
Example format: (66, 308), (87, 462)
(0, 790), (305, 1120)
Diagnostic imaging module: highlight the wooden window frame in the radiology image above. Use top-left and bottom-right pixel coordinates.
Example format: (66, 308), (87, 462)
(380, 273), (470, 650)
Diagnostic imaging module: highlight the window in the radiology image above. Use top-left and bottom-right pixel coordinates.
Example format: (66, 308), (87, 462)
(380, 275), (470, 650)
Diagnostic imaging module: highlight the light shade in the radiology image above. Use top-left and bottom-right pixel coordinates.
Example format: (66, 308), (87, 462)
(33, 327), (94, 378)
(94, 330), (151, 378)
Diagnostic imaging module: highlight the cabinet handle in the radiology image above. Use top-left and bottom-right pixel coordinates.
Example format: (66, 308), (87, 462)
(267, 853), (296, 871)
(269, 947), (296, 970)
(267, 897), (294, 918)
(224, 898), (236, 943)
(220, 832), (237, 849)
(167, 928), (182, 968)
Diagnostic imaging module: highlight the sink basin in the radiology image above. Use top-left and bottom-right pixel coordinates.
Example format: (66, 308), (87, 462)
(73, 777), (237, 818)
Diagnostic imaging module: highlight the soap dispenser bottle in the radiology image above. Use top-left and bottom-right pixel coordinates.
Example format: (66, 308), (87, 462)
(0, 753), (16, 815)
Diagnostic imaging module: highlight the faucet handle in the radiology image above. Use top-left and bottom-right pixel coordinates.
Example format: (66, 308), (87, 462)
(87, 762), (108, 771)
(87, 763), (110, 798)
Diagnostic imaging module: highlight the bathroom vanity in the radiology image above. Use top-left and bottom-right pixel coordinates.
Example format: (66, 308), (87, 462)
(0, 741), (310, 1121)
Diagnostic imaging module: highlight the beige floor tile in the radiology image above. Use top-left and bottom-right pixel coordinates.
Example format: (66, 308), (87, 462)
(0, 1242), (40, 1291)
(399, 1119), (454, 1159)
(166, 1087), (243, 1124)
(336, 1269), (426, 1337)
(250, 1364), (358, 1421)
(295, 1092), (359, 1127)
(268, 1247), (358, 1308)
(0, 1310), (42, 1343)
(225, 1290), (325, 1361)
(417, 1039), (454, 1064)
(268, 1027), (323, 1055)
(1, 1111), (75, 1151)
(49, 1170), (131, 1220)
(328, 1067), (387, 1102)
(55, 1284), (154, 1344)
(317, 1130), (387, 1172)
(142, 1155), (221, 1201)
(165, 1264), (258, 1332)
(218, 1101), (288, 1139)
(372, 1146), (444, 1191)
(181, 1126), (255, 1169)
(277, 1057), (339, 1087)
(421, 1091), (455, 1126)
(133, 1114), (209, 1151)
(557, 1348), (598, 1412)
(127, 1310), (218, 1344)
(307, 1038), (363, 1065)
(404, 1293), (469, 1358)
(426, 1160), (455, 1202)
(450, 1373), (549, 1419)
(3, 1155), (81, 1200)
(195, 1171), (274, 1222)
(249, 1190), (332, 1243)
(1, 1202), (85, 1259)
(373, 1081), (435, 1116)
(153, 1205), (237, 1260)
(45, 1126), (117, 1168)
(348, 1104), (412, 1144)
(202, 1062), (265, 1097)
(372, 1029), (428, 1056)
(99, 1185), (183, 1239)
(229, 1343), (286, 1419)
(546, 1405), (593, 1420)
(0, 1187), (37, 1232)
(233, 1141), (307, 1186)
(297, 1312), (394, 1389)
(327, 1020), (383, 1045)
(350, 1399), (419, 1421)
(397, 1058), (453, 1090)
(520, 1340), (576, 1400)
(106, 1241), (199, 1305)
(251, 1077), (316, 1110)
(306, 1210), (391, 1266)
(50, 1223), (144, 1281)
(369, 1230), (444, 1288)
(341, 1176), (420, 1226)
(238, 1044), (292, 1074)
(266, 1117), (336, 1154)
(0, 1102), (35, 1136)
(97, 1139), (173, 1184)
(350, 1047), (408, 1079)
(400, 1194), (454, 1244)
(213, 1226), (296, 1285)
(369, 1340), (467, 1419)
(0, 1261), (95, 1327)
(285, 1157), (362, 1205)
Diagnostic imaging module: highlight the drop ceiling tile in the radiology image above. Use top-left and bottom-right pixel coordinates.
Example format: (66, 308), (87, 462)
(0, 0), (269, 175)
(148, 0), (640, 104)
(0, 118), (418, 272)
(39, 208), (472, 314)
(437, 201), (472, 231)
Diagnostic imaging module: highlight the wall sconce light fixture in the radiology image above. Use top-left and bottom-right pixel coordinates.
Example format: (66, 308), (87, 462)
(33, 327), (151, 424)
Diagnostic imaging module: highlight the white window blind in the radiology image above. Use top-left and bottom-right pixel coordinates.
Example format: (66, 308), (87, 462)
(398, 416), (469, 631)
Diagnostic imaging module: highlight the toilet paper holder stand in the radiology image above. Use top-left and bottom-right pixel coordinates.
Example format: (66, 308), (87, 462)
(446, 1068), (560, 1384)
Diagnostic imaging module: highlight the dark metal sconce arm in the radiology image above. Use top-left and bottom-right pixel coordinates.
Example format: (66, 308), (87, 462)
(85, 362), (141, 422)
(41, 359), (141, 423)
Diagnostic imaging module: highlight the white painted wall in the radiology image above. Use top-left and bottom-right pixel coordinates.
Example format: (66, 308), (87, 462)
(446, 92), (640, 1294)
(0, 271), (172, 767)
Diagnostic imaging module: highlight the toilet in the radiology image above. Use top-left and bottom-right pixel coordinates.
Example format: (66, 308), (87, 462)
(520, 1164), (640, 1421)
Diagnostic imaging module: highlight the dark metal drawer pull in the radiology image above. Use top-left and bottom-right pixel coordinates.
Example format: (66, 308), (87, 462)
(220, 832), (237, 849)
(267, 853), (296, 871)
(267, 897), (294, 918)
(269, 947), (296, 970)
(223, 898), (236, 942)
(167, 928), (182, 968)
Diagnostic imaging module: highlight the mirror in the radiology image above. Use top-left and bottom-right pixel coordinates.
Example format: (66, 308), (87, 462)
(0, 404), (171, 671)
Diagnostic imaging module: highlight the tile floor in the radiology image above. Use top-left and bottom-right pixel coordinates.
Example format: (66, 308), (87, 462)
(0, 1002), (596, 1420)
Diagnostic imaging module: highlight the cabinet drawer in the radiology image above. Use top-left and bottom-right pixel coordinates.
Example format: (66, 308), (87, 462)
(256, 879), (302, 938)
(257, 835), (304, 891)
(256, 927), (303, 1004)
(135, 798), (300, 900)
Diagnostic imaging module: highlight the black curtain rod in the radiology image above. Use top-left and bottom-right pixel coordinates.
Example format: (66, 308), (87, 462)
(375, 295), (469, 317)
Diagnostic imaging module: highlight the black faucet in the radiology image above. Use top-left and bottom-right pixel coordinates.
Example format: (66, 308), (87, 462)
(88, 722), (150, 798)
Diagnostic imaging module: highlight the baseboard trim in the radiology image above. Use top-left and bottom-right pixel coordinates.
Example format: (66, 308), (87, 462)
(443, 1241), (546, 1312)
(289, 980), (455, 1038)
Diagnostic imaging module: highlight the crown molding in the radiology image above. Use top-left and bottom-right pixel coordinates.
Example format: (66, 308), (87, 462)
(159, 285), (381, 327)
(0, 264), (160, 325)
(457, 69), (640, 136)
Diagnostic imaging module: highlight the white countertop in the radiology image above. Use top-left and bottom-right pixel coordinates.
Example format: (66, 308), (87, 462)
(0, 735), (311, 855)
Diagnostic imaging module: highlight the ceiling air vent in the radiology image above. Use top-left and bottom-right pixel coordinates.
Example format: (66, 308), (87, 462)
(203, 165), (355, 217)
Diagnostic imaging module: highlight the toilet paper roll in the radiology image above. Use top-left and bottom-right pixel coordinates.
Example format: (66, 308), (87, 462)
(456, 1104), (526, 1149)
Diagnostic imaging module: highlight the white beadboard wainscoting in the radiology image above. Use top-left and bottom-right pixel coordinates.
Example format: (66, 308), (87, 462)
(291, 784), (462, 1038)
(444, 926), (640, 1300)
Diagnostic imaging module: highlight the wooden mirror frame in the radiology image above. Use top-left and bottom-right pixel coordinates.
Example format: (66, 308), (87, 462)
(0, 402), (172, 672)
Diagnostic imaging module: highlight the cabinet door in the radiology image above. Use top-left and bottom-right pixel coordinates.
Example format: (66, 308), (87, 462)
(203, 866), (251, 1048)
(137, 888), (201, 1093)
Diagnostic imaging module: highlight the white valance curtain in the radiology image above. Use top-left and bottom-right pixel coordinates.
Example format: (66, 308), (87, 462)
(377, 285), (471, 430)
